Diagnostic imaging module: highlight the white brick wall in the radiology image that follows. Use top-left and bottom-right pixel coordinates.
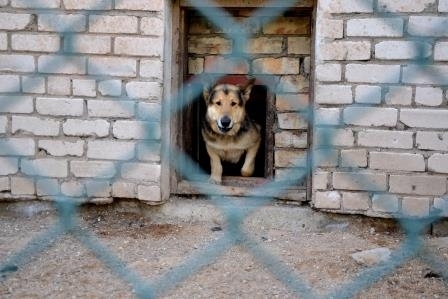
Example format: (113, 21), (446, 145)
(314, 0), (448, 217)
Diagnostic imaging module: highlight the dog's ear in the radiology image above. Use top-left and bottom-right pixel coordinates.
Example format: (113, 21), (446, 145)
(239, 78), (256, 102)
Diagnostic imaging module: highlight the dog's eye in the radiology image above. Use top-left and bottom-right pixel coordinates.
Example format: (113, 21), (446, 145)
(215, 101), (221, 106)
(231, 102), (237, 107)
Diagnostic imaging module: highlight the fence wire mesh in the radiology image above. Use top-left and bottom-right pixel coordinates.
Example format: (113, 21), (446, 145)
(0, 0), (447, 298)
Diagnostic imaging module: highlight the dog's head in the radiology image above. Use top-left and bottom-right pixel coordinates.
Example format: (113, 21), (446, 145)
(203, 78), (255, 135)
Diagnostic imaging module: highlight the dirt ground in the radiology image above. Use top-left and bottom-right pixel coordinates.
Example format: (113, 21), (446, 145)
(0, 199), (447, 299)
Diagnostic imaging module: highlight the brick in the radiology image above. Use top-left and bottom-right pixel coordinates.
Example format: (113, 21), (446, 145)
(370, 152), (425, 172)
(416, 131), (448, 151)
(126, 82), (162, 99)
(358, 130), (413, 149)
(415, 87), (443, 106)
(140, 60), (163, 79)
(37, 97), (84, 116)
(121, 163), (161, 182)
(428, 154), (448, 173)
(0, 178), (9, 192)
(435, 42), (448, 61)
(343, 107), (398, 127)
(38, 14), (86, 32)
(63, 119), (109, 137)
(384, 86), (412, 106)
(434, 198), (448, 217)
(315, 85), (352, 104)
(12, 116), (60, 136)
(0, 54), (35, 72)
(61, 181), (84, 197)
(315, 108), (340, 126)
(315, 128), (355, 147)
(138, 185), (161, 203)
(375, 41), (432, 60)
(314, 191), (341, 210)
(88, 57), (136, 77)
(275, 169), (307, 185)
(137, 142), (161, 162)
(115, 0), (163, 11)
(321, 41), (371, 61)
(98, 80), (122, 97)
(204, 56), (249, 74)
(12, 34), (60, 52)
(245, 37), (283, 54)
(341, 149), (367, 168)
(87, 140), (135, 160)
(36, 178), (59, 196)
(64, 0), (113, 10)
(263, 17), (310, 35)
(389, 175), (447, 196)
(0, 75), (20, 93)
(21, 158), (68, 178)
(319, 0), (374, 13)
(278, 113), (308, 130)
(64, 34), (111, 54)
(355, 85), (382, 104)
(112, 181), (136, 198)
(73, 79), (96, 97)
(188, 58), (203, 74)
(22, 76), (46, 94)
(0, 138), (35, 156)
(400, 109), (448, 129)
(441, 0), (448, 11)
(333, 171), (387, 191)
(0, 32), (6, 50)
(89, 15), (138, 33)
(0, 157), (19, 175)
(0, 13), (31, 30)
(312, 171), (329, 190)
(402, 65), (448, 85)
(342, 192), (370, 211)
(346, 64), (401, 83)
(312, 149), (339, 167)
(137, 102), (162, 121)
(115, 37), (163, 57)
(38, 140), (84, 157)
(408, 16), (448, 37)
(11, 177), (34, 195)
(48, 77), (71, 95)
(318, 18), (343, 39)
(253, 58), (299, 75)
(113, 121), (161, 140)
(0, 96), (34, 113)
(315, 64), (342, 82)
(347, 18), (404, 37)
(85, 180), (111, 197)
(278, 75), (309, 93)
(275, 131), (308, 149)
(275, 150), (307, 168)
(12, 0), (60, 8)
(372, 194), (399, 213)
(276, 94), (309, 111)
(377, 0), (436, 12)
(88, 100), (135, 118)
(38, 55), (86, 75)
(71, 161), (117, 178)
(188, 37), (232, 55)
(288, 37), (311, 55)
(141, 17), (164, 36)
(402, 197), (430, 217)
(0, 116), (6, 134)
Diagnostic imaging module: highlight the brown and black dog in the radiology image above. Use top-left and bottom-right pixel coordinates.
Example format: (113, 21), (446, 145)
(202, 78), (261, 184)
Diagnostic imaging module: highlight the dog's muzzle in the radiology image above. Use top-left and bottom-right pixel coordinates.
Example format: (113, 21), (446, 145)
(217, 116), (233, 133)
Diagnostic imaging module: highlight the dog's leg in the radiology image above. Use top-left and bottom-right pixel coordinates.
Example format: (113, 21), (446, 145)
(206, 145), (223, 184)
(241, 140), (260, 177)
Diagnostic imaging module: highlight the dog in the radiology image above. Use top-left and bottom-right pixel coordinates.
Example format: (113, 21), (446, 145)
(202, 78), (261, 184)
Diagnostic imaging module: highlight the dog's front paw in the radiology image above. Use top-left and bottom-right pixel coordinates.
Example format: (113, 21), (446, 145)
(208, 176), (222, 184)
(241, 165), (254, 177)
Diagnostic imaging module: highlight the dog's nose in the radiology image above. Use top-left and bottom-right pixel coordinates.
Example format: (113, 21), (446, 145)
(220, 116), (231, 128)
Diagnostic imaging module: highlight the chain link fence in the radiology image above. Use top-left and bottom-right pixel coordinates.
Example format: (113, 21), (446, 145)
(1, 0), (447, 298)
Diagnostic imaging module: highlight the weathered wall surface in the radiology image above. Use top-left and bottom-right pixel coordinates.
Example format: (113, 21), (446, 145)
(313, 0), (448, 217)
